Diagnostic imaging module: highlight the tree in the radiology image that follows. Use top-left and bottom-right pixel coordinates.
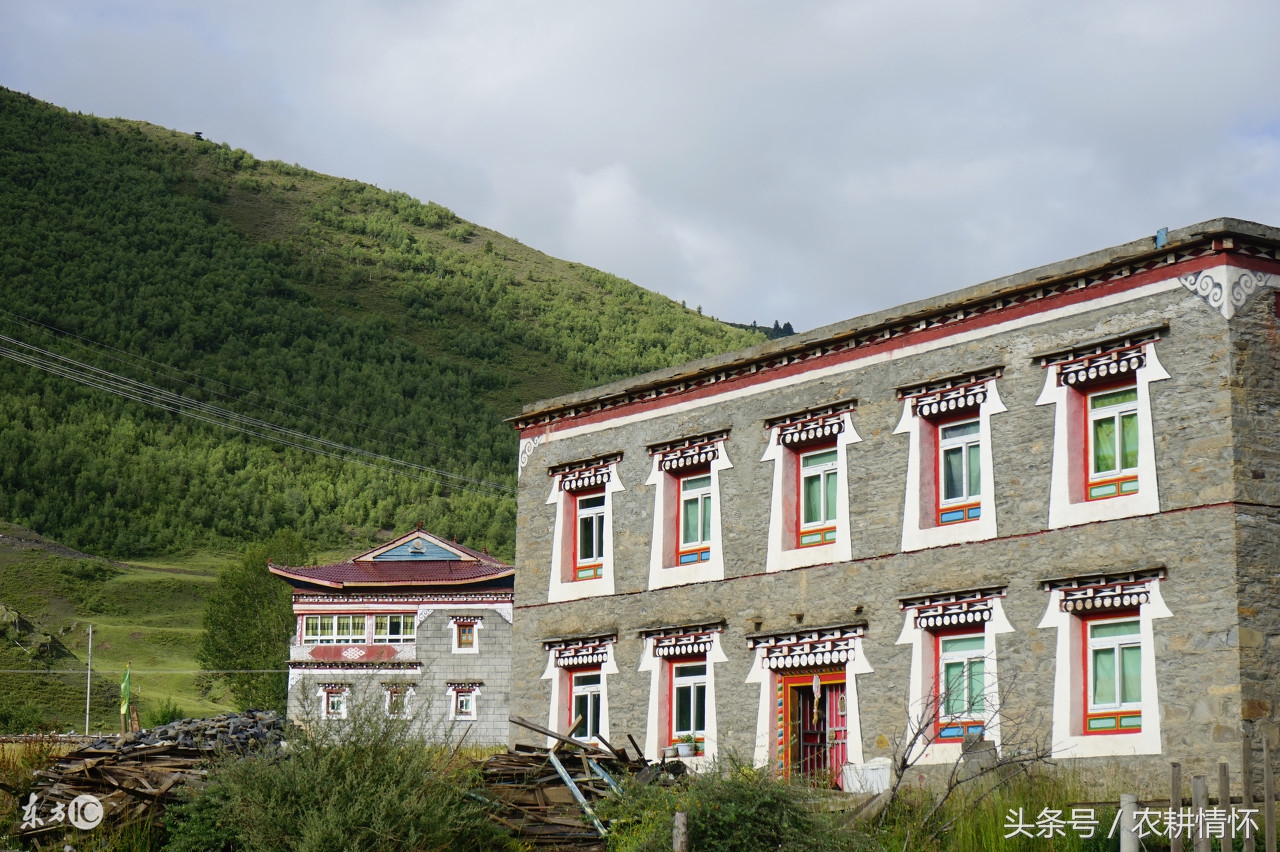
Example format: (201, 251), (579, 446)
(197, 529), (305, 712)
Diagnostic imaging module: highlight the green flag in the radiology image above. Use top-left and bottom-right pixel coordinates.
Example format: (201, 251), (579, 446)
(120, 663), (130, 716)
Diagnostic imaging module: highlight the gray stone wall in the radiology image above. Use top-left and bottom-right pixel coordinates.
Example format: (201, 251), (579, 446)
(285, 606), (512, 745)
(513, 282), (1263, 787)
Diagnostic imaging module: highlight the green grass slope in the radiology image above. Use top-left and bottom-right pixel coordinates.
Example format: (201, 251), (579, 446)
(0, 522), (233, 732)
(0, 87), (766, 561)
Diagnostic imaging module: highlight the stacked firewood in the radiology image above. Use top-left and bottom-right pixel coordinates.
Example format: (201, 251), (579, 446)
(477, 716), (679, 850)
(9, 710), (283, 840)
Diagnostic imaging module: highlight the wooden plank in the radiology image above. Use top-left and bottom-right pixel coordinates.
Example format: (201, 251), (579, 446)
(1192, 775), (1209, 852)
(1246, 730), (1258, 852)
(627, 733), (649, 765)
(546, 750), (607, 838)
(510, 715), (599, 754)
(1266, 736), (1276, 852)
(588, 758), (624, 796)
(1170, 762), (1183, 852)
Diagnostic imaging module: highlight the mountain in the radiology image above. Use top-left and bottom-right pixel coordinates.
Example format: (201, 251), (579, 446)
(0, 88), (766, 560)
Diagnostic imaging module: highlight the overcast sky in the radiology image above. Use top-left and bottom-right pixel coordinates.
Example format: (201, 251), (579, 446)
(4, 1), (1279, 332)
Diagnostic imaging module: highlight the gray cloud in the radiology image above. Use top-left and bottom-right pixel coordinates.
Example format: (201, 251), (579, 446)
(3, 0), (1278, 331)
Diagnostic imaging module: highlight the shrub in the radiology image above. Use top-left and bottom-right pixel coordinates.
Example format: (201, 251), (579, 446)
(141, 697), (186, 730)
(163, 710), (518, 852)
(598, 758), (858, 852)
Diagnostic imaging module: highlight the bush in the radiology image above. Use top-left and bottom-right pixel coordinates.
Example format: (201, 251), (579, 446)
(163, 710), (518, 852)
(141, 697), (186, 729)
(0, 698), (50, 734)
(598, 758), (858, 852)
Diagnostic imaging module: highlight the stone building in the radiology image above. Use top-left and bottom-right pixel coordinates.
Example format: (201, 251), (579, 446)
(271, 526), (514, 744)
(508, 217), (1280, 788)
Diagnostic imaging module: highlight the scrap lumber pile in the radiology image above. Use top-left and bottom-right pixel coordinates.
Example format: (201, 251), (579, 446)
(478, 716), (677, 850)
(10, 710), (283, 840)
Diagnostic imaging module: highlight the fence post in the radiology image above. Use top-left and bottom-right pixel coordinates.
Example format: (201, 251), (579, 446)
(1193, 775), (1210, 852)
(673, 811), (688, 852)
(1119, 793), (1139, 852)
(1265, 736), (1275, 852)
(1245, 728), (1257, 852)
(1171, 762), (1183, 852)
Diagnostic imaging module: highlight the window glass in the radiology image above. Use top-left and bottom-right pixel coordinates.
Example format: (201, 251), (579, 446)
(939, 419), (982, 505)
(672, 663), (708, 738)
(577, 494), (606, 566)
(571, 670), (603, 739)
(800, 449), (838, 528)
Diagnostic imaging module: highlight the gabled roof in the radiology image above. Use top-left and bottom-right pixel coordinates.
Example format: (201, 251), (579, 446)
(268, 527), (514, 590)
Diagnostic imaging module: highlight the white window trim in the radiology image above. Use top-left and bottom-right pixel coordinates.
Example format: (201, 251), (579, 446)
(1086, 616), (1142, 717)
(448, 617), (482, 655)
(545, 463), (624, 603)
(895, 380), (1005, 552)
(745, 636), (873, 769)
(671, 662), (709, 740)
(446, 684), (481, 721)
(384, 684), (415, 718)
(1037, 582), (1171, 758)
(761, 413), (860, 573)
(317, 685), (350, 721)
(638, 632), (728, 765)
(938, 632), (987, 722)
(1037, 341), (1169, 529)
(570, 670), (605, 742)
(895, 598), (1014, 766)
(575, 493), (607, 570)
(646, 442), (733, 589)
(541, 643), (619, 747)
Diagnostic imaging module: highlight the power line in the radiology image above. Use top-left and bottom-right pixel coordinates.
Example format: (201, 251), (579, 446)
(0, 669), (290, 674)
(0, 306), (496, 465)
(0, 333), (516, 497)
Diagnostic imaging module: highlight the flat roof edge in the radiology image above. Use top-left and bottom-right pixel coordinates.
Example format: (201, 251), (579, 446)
(512, 218), (1279, 423)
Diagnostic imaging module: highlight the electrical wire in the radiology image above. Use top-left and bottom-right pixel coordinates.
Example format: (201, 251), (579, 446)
(0, 334), (516, 497)
(0, 306), (495, 464)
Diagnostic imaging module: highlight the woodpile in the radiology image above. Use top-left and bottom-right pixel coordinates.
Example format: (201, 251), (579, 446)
(477, 716), (682, 850)
(7, 710), (283, 841)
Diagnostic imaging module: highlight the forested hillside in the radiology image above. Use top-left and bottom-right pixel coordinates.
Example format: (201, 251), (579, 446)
(0, 88), (766, 560)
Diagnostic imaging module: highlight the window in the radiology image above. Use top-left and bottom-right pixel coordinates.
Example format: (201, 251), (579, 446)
(938, 419), (982, 524)
(936, 632), (985, 740)
(303, 614), (366, 644)
(678, 474), (712, 564)
(1085, 617), (1142, 732)
(1087, 385), (1139, 500)
(575, 493), (606, 579)
(799, 447), (838, 546)
(456, 622), (475, 649)
(323, 689), (346, 719)
(671, 662), (708, 743)
(570, 671), (603, 740)
(454, 691), (477, 720)
(385, 687), (409, 718)
(373, 614), (415, 643)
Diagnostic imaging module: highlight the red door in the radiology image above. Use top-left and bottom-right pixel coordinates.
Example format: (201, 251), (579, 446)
(788, 676), (848, 788)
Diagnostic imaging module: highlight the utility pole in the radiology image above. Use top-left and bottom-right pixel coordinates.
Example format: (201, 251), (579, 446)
(84, 623), (92, 735)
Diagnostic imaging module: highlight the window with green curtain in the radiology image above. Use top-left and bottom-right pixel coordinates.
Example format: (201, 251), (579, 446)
(943, 447), (964, 500)
(1120, 412), (1139, 469)
(822, 469), (837, 522)
(1092, 647), (1116, 705)
(1092, 417), (1117, 473)
(802, 473), (822, 524)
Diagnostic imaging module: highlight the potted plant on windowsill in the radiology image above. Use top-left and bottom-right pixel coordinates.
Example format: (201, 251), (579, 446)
(675, 734), (697, 758)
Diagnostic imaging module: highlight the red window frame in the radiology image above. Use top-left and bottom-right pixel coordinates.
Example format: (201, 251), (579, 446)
(572, 489), (606, 580)
(666, 656), (708, 748)
(675, 468), (713, 565)
(1079, 609), (1142, 735)
(933, 414), (982, 526)
(1076, 377), (1140, 502)
(794, 442), (838, 548)
(930, 626), (987, 742)
(567, 667), (603, 740)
